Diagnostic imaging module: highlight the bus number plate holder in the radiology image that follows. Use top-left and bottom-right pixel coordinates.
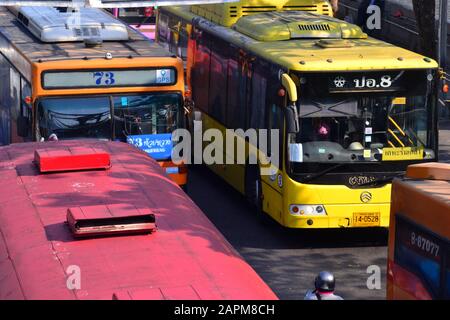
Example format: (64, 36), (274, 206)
(353, 212), (380, 227)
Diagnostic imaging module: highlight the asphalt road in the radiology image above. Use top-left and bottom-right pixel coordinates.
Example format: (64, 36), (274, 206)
(185, 120), (450, 300)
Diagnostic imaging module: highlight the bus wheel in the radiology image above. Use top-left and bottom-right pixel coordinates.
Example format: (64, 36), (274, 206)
(245, 165), (263, 217)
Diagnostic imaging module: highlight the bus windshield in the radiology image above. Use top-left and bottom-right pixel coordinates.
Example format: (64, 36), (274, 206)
(37, 93), (182, 141)
(294, 94), (434, 163)
(289, 70), (436, 174)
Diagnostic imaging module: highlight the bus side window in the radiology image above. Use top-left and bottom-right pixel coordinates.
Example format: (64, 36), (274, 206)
(20, 79), (32, 140)
(176, 23), (189, 61)
(0, 54), (22, 144)
(10, 68), (20, 135)
(157, 13), (169, 47)
(226, 53), (245, 130)
(249, 70), (267, 130)
(191, 29), (211, 114)
(168, 15), (181, 55)
(394, 216), (443, 299)
(209, 39), (228, 124)
(266, 75), (284, 162)
(0, 54), (10, 145)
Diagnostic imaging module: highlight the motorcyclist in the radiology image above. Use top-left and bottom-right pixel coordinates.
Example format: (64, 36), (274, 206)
(304, 271), (344, 300)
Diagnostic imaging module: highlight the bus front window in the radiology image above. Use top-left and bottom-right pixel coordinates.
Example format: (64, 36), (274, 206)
(293, 94), (434, 163)
(112, 93), (182, 141)
(37, 97), (111, 140)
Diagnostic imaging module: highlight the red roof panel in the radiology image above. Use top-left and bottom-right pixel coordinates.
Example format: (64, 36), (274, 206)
(34, 146), (111, 173)
(0, 140), (277, 300)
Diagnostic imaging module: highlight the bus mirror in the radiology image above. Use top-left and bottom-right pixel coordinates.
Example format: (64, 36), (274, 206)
(17, 116), (29, 137)
(281, 74), (298, 102)
(285, 104), (300, 134)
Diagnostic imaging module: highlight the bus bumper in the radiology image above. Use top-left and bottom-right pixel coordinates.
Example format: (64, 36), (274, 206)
(283, 203), (390, 229)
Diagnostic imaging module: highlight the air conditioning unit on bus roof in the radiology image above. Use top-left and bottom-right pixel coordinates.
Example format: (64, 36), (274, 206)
(13, 6), (129, 43)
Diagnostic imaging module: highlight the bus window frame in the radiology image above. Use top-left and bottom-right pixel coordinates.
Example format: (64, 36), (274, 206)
(40, 67), (178, 90)
(157, 11), (170, 44)
(19, 77), (32, 140)
(0, 52), (33, 144)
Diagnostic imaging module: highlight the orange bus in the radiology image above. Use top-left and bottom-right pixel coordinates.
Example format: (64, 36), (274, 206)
(387, 163), (450, 299)
(0, 6), (187, 186)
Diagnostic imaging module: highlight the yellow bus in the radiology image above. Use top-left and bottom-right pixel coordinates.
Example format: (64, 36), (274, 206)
(157, 0), (440, 228)
(387, 163), (450, 300)
(0, 6), (187, 186)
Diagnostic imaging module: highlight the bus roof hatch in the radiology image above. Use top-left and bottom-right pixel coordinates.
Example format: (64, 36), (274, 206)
(11, 6), (129, 43)
(67, 204), (157, 238)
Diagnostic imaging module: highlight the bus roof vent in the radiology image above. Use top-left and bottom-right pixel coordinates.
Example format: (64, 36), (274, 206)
(34, 146), (111, 173)
(67, 204), (157, 238)
(190, 0), (333, 27)
(233, 11), (367, 41)
(12, 6), (129, 43)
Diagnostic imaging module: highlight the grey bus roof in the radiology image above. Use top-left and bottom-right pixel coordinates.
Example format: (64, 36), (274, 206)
(15, 6), (129, 42)
(0, 6), (173, 63)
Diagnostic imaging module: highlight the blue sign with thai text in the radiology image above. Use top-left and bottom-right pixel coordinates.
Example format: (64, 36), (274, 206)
(127, 133), (173, 160)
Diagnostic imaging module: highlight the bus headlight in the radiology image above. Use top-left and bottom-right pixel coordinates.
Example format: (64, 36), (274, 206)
(289, 204), (327, 216)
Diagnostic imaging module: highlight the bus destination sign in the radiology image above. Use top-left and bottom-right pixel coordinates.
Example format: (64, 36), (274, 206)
(42, 68), (176, 89)
(329, 72), (406, 93)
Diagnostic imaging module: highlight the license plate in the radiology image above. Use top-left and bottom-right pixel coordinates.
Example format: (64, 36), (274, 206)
(353, 212), (380, 227)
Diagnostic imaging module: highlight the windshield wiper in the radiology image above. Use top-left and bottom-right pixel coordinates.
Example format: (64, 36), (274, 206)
(299, 163), (347, 184)
(357, 173), (404, 187)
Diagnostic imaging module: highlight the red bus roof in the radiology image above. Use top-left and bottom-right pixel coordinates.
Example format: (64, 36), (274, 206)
(0, 140), (277, 300)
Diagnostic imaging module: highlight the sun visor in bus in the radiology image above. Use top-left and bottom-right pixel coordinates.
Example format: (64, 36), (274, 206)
(298, 99), (358, 118)
(34, 146), (111, 173)
(67, 204), (157, 238)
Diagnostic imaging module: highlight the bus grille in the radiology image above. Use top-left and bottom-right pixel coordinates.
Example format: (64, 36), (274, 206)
(298, 23), (331, 31)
